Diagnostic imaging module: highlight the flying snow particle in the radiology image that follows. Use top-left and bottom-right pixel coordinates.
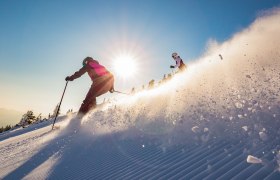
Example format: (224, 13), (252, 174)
(201, 134), (210, 142)
(251, 100), (257, 105)
(242, 126), (248, 131)
(247, 155), (262, 164)
(259, 131), (268, 141)
(192, 126), (200, 133)
(277, 151), (280, 171)
(142, 144), (145, 148)
(235, 102), (243, 108)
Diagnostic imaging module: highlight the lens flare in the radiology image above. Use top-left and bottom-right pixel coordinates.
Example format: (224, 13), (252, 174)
(113, 54), (137, 79)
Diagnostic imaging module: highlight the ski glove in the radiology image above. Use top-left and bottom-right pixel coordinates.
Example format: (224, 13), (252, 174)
(65, 76), (74, 81)
(170, 65), (175, 68)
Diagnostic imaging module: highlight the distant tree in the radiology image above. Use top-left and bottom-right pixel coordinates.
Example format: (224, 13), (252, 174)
(4, 125), (11, 131)
(167, 73), (172, 81)
(0, 125), (14, 133)
(162, 74), (167, 83)
(0, 126), (3, 133)
(131, 87), (135, 95)
(51, 104), (60, 118)
(66, 109), (73, 116)
(35, 113), (42, 122)
(148, 79), (155, 89)
(19, 110), (36, 126)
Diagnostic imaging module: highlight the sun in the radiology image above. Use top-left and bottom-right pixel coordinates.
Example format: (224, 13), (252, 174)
(113, 54), (137, 79)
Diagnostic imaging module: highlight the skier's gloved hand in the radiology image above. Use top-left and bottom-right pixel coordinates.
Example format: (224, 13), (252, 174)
(65, 76), (73, 81)
(170, 65), (175, 68)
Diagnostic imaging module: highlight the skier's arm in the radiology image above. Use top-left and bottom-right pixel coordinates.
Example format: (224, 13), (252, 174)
(67, 66), (87, 81)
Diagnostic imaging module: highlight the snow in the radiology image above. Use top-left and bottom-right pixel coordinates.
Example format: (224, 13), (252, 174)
(242, 126), (248, 132)
(1, 7), (280, 180)
(191, 126), (200, 133)
(259, 131), (268, 141)
(247, 155), (262, 164)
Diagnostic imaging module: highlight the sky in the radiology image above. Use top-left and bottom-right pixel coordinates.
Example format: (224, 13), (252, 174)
(0, 0), (280, 118)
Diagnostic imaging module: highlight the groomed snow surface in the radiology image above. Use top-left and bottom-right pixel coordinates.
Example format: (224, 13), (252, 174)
(1, 8), (280, 180)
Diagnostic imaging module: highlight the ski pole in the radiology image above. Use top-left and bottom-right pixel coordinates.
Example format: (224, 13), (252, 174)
(52, 81), (68, 130)
(113, 90), (130, 95)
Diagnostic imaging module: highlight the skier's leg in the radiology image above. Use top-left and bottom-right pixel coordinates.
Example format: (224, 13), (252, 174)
(77, 75), (114, 117)
(77, 84), (97, 117)
(78, 97), (96, 116)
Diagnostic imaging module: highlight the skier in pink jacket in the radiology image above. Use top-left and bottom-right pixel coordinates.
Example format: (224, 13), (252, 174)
(66, 57), (114, 117)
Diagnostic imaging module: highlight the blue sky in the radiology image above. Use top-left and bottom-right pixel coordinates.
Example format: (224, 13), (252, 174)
(0, 0), (279, 116)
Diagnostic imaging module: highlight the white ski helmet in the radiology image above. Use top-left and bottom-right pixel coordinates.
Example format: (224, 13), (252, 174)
(172, 52), (178, 58)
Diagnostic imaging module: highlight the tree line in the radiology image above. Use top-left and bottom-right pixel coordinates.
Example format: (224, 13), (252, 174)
(0, 104), (73, 134)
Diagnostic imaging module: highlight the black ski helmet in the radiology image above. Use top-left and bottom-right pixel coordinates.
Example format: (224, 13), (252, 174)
(83, 57), (93, 66)
(82, 57), (99, 66)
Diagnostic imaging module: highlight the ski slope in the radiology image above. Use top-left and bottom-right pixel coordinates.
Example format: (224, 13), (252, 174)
(1, 8), (280, 180)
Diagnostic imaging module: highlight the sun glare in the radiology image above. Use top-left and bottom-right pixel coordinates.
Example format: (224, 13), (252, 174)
(113, 54), (137, 79)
